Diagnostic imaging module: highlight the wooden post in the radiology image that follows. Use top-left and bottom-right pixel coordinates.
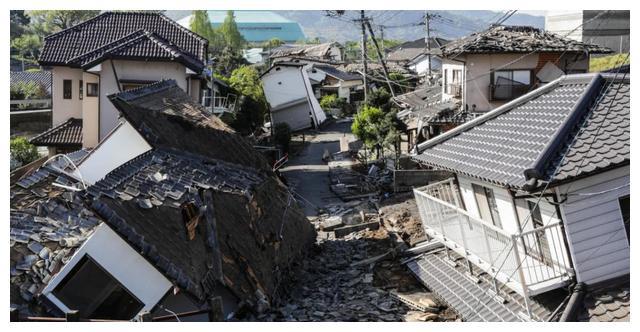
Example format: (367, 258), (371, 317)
(65, 310), (80, 322)
(208, 297), (223, 322)
(10, 308), (19, 322)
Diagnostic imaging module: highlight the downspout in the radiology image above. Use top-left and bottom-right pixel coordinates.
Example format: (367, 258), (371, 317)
(552, 188), (575, 271)
(559, 282), (586, 321)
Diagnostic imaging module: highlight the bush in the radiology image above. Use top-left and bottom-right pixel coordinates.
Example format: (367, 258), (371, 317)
(10, 81), (48, 101)
(10, 137), (39, 166)
(274, 122), (292, 153)
(319, 94), (345, 110)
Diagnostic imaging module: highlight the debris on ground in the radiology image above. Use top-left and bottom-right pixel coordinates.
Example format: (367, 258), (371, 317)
(378, 192), (429, 247)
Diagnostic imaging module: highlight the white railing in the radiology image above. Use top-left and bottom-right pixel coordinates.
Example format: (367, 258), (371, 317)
(202, 93), (238, 115)
(413, 178), (572, 316)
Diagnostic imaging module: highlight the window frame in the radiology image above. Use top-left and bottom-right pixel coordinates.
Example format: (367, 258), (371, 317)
(472, 183), (502, 229)
(79, 79), (83, 100)
(63, 79), (72, 99)
(618, 194), (630, 244)
(86, 83), (99, 97)
(51, 254), (144, 320)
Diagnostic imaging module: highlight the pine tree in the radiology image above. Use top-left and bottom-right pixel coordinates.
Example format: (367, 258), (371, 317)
(218, 11), (246, 51)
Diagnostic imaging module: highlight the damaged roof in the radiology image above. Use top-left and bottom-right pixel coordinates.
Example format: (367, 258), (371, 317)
(441, 25), (612, 57)
(30, 118), (83, 147)
(270, 42), (340, 59)
(386, 37), (449, 62)
(414, 73), (629, 190)
(11, 80), (316, 315)
(39, 12), (207, 71)
(108, 80), (270, 171)
(313, 64), (362, 82)
(577, 278), (630, 322)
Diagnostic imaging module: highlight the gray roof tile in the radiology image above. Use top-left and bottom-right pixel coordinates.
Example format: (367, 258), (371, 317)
(29, 118), (82, 147)
(414, 73), (629, 189)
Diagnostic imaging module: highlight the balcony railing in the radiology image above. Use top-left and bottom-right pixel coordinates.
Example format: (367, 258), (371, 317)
(413, 178), (572, 317)
(489, 84), (532, 101)
(446, 83), (462, 98)
(202, 93), (238, 115)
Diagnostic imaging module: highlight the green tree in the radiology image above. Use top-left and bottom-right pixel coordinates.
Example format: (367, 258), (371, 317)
(218, 11), (246, 51)
(263, 37), (285, 49)
(10, 81), (48, 101)
(351, 105), (402, 159)
(190, 10), (225, 54)
(274, 123), (292, 153)
(10, 137), (40, 166)
(11, 34), (42, 64)
(10, 10), (30, 39)
(226, 65), (268, 132)
(213, 46), (248, 77)
(27, 10), (100, 35)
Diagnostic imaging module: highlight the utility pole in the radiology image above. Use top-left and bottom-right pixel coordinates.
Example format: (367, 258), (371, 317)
(365, 20), (396, 99)
(425, 11), (432, 79)
(379, 25), (385, 58)
(360, 10), (368, 103)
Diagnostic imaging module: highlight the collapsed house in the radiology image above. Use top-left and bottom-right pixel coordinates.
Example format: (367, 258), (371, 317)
(261, 62), (327, 131)
(386, 37), (449, 76)
(408, 72), (629, 321)
(10, 80), (316, 321)
(270, 42), (344, 63)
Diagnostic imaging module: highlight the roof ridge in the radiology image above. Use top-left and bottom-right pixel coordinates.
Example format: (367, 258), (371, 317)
(66, 29), (148, 65)
(108, 79), (177, 102)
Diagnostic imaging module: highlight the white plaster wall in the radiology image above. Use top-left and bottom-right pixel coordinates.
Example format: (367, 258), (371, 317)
(76, 120), (152, 185)
(441, 60), (465, 103)
(465, 53), (539, 112)
(98, 60), (191, 140)
(410, 56), (442, 75)
(81, 73), (100, 148)
(557, 166), (630, 285)
(51, 66), (83, 126)
(42, 223), (173, 316)
(262, 66), (308, 108)
(545, 11), (584, 41)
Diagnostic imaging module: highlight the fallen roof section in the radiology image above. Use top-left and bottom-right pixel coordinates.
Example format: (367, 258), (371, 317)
(413, 73), (629, 190)
(442, 25), (612, 57)
(30, 118), (83, 147)
(108, 79), (270, 171)
(313, 64), (362, 82)
(386, 37), (449, 62)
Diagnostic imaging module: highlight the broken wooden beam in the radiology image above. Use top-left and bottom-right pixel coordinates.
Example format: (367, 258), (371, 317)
(333, 221), (380, 238)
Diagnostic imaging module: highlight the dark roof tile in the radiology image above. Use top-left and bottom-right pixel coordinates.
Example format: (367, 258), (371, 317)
(29, 118), (82, 147)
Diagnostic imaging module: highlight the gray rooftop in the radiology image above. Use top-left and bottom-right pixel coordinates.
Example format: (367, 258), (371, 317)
(414, 73), (630, 190)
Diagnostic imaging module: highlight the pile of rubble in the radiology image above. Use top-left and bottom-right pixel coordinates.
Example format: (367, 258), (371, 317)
(378, 193), (428, 247)
(327, 151), (393, 201)
(238, 194), (458, 322)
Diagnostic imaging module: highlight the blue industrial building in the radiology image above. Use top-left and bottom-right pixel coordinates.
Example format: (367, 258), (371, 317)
(178, 11), (306, 44)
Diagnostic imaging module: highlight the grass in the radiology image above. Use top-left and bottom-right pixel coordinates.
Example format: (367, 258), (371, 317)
(589, 53), (630, 72)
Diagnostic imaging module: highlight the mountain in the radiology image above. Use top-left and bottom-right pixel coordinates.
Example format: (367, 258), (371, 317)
(163, 10), (545, 44)
(277, 10), (545, 43)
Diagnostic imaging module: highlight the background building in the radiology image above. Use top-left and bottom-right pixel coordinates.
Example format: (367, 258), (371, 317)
(545, 10), (630, 53)
(178, 11), (306, 44)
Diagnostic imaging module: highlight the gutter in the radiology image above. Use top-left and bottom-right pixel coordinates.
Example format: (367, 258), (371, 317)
(523, 74), (603, 181)
(559, 282), (587, 321)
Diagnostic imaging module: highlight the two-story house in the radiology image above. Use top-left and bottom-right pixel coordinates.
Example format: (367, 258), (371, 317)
(386, 37), (449, 76)
(439, 25), (611, 114)
(32, 12), (209, 156)
(409, 72), (629, 321)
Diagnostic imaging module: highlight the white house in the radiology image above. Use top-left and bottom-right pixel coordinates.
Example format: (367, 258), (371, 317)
(34, 12), (209, 156)
(439, 25), (611, 114)
(311, 64), (364, 103)
(10, 80), (315, 321)
(409, 73), (629, 321)
(261, 62), (327, 131)
(545, 10), (630, 53)
(386, 37), (449, 76)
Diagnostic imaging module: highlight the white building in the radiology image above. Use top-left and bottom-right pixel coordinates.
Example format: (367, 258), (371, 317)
(261, 62), (327, 131)
(34, 12), (209, 155)
(409, 73), (629, 321)
(545, 11), (630, 53)
(439, 25), (611, 114)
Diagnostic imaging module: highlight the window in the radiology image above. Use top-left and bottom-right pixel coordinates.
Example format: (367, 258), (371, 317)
(52, 255), (143, 320)
(472, 184), (502, 228)
(86, 83), (99, 97)
(525, 201), (552, 264)
(79, 80), (83, 100)
(63, 80), (72, 99)
(619, 195), (630, 243)
(452, 69), (462, 84)
(493, 70), (531, 86)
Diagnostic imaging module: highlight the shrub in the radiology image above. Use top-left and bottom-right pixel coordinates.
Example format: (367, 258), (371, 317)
(274, 122), (292, 153)
(10, 137), (39, 166)
(319, 94), (345, 110)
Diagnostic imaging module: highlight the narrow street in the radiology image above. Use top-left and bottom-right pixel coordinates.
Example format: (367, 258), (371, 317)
(243, 120), (456, 322)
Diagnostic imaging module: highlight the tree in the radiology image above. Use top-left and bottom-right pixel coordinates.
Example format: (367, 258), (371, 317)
(11, 34), (42, 64)
(226, 66), (269, 132)
(10, 137), (40, 167)
(190, 10), (225, 54)
(263, 37), (285, 49)
(10, 10), (30, 39)
(274, 123), (292, 153)
(351, 105), (402, 159)
(218, 11), (246, 51)
(27, 10), (100, 35)
(213, 46), (248, 77)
